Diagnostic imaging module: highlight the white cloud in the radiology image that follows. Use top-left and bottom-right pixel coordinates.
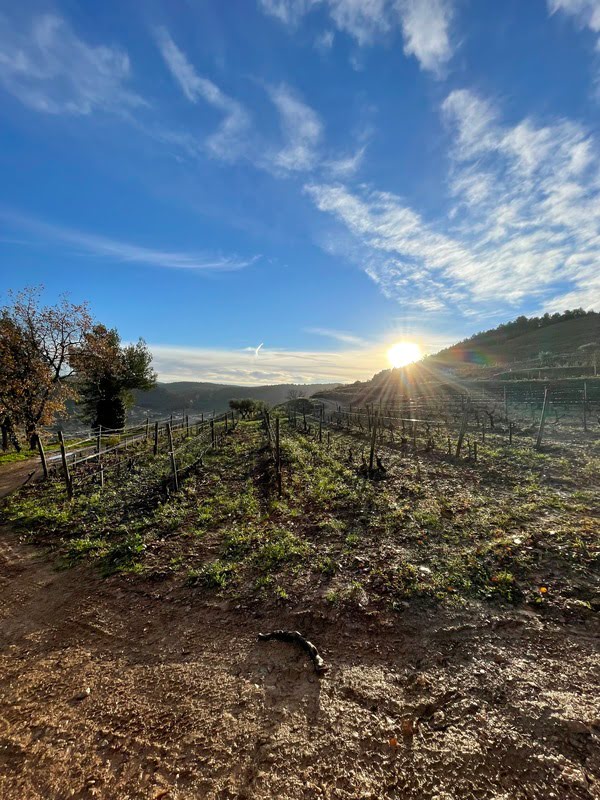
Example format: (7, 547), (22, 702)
(397, 0), (454, 73)
(259, 0), (317, 26)
(326, 0), (391, 45)
(315, 29), (335, 50)
(305, 88), (600, 314)
(150, 342), (382, 383)
(150, 325), (455, 383)
(2, 211), (258, 272)
(0, 13), (144, 115)
(155, 33), (331, 173)
(258, 0), (456, 71)
(324, 145), (366, 177)
(267, 84), (323, 172)
(306, 327), (367, 344)
(548, 0), (600, 33)
(155, 28), (250, 160)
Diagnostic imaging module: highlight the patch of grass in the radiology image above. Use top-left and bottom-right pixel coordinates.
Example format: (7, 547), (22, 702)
(222, 526), (260, 559)
(187, 560), (234, 589)
(318, 555), (337, 577)
(325, 588), (340, 604)
(489, 570), (520, 601)
(100, 532), (146, 576)
(253, 528), (310, 573)
(0, 450), (36, 465)
(63, 536), (106, 566)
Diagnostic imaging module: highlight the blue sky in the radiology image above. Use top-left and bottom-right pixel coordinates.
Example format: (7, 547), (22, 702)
(1, 0), (599, 384)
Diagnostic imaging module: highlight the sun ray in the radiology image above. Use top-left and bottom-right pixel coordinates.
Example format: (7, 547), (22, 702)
(387, 341), (422, 369)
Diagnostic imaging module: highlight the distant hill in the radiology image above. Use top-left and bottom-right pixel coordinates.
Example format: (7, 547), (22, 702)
(314, 309), (600, 407)
(131, 381), (340, 419)
(434, 309), (600, 366)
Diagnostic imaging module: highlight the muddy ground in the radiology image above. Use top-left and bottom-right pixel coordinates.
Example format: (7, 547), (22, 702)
(0, 526), (598, 800)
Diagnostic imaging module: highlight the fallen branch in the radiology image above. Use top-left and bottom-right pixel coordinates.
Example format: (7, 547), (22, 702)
(257, 629), (329, 674)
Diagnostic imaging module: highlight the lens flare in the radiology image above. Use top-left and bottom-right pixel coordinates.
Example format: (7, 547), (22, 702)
(387, 341), (422, 368)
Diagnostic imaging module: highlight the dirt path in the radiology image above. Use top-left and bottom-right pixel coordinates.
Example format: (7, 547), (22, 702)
(0, 525), (598, 800)
(0, 459), (42, 500)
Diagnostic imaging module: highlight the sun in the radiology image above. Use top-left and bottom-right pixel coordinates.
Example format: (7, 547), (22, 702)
(387, 341), (422, 368)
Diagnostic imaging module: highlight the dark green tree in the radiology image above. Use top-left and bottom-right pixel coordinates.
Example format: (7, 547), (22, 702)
(229, 398), (264, 418)
(71, 325), (156, 430)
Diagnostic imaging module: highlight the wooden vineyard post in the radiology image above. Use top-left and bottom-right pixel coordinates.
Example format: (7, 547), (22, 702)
(167, 423), (178, 492)
(37, 435), (48, 479)
(504, 387), (508, 422)
(99, 462), (104, 489)
(455, 398), (470, 458)
(145, 417), (150, 441)
(211, 419), (215, 448)
(535, 388), (549, 450)
(368, 412), (377, 476)
(275, 416), (282, 497)
(97, 424), (102, 456)
(58, 431), (73, 499)
(186, 415), (190, 437)
(482, 419), (486, 443)
(583, 382), (588, 432)
(153, 422), (159, 456)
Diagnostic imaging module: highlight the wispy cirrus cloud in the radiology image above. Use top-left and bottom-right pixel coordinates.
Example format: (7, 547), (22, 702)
(155, 28), (250, 161)
(547, 0), (600, 35)
(154, 32), (330, 174)
(259, 0), (317, 27)
(259, 0), (456, 72)
(2, 211), (258, 272)
(324, 145), (366, 177)
(306, 326), (367, 345)
(443, 89), (600, 311)
(315, 29), (335, 51)
(150, 326), (454, 383)
(149, 340), (387, 384)
(305, 88), (600, 314)
(0, 13), (145, 115)
(397, 0), (455, 74)
(150, 342), (379, 383)
(267, 84), (323, 172)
